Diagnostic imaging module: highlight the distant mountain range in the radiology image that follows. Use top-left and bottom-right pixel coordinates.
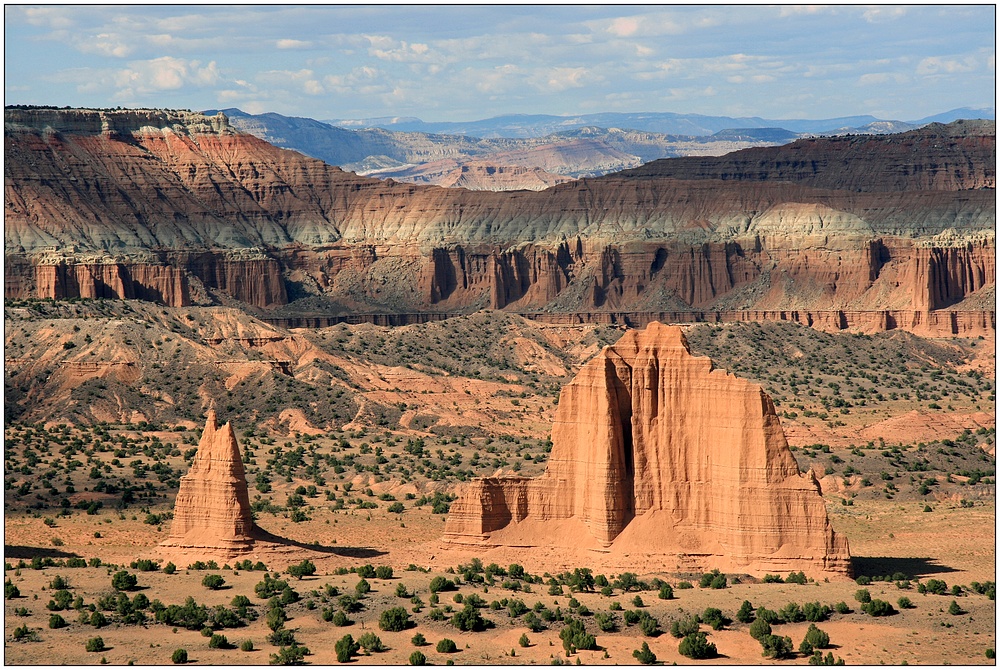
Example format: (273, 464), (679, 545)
(325, 107), (994, 138)
(203, 107), (994, 191)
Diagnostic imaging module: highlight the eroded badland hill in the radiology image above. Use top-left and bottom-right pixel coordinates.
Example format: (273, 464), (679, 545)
(3, 107), (995, 665)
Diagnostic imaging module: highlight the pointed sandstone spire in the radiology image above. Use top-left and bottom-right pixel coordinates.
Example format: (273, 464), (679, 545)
(162, 410), (255, 552)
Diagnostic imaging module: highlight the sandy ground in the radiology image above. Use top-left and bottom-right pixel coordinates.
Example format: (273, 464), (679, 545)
(5, 496), (994, 665)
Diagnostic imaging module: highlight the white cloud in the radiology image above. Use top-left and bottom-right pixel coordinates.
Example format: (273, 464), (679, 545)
(276, 38), (313, 50)
(862, 7), (907, 23)
(917, 56), (979, 76)
(113, 57), (220, 95)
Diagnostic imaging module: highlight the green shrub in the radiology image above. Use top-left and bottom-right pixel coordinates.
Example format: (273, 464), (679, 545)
(862, 599), (895, 617)
(451, 603), (486, 632)
(202, 574), (225, 590)
(357, 565), (376, 578)
(358, 631), (385, 653)
(670, 616), (700, 638)
(287, 560), (316, 580)
(986, 649), (995, 660)
(834, 601), (850, 614)
(924, 579), (948, 595)
(702, 607), (728, 630)
(749, 618), (772, 641)
(171, 648), (187, 664)
(948, 600), (964, 615)
(111, 571), (138, 591)
(429, 576), (455, 593)
(854, 589), (871, 604)
(633, 641), (657, 664)
(808, 650), (846, 665)
(594, 612), (617, 632)
(163, 563), (177, 575)
(898, 597), (913, 609)
(48, 613), (67, 629)
(5, 579), (21, 599)
(756, 606), (781, 624)
(379, 606), (411, 632)
(736, 600), (755, 623)
(209, 634), (230, 649)
(409, 650), (426, 665)
(375, 566), (393, 580)
(332, 610), (350, 627)
(657, 583), (673, 599)
(678, 632), (716, 659)
(786, 571), (808, 585)
(269, 644), (309, 665)
(798, 623), (831, 654)
(240, 640), (254, 652)
(355, 579), (371, 596)
(86, 637), (106, 653)
(518, 633), (530, 647)
(335, 634), (359, 663)
(559, 618), (597, 655)
(760, 634), (794, 659)
(677, 581), (693, 589)
(411, 632), (426, 646)
(638, 612), (659, 636)
(780, 602), (805, 623)
(436, 638), (457, 653)
(804, 602), (831, 622)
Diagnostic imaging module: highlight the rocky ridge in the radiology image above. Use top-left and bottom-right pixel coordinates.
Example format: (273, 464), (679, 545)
(4, 108), (994, 331)
(443, 322), (852, 576)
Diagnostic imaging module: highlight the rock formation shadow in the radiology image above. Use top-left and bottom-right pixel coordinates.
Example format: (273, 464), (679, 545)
(251, 527), (386, 559)
(851, 556), (960, 579)
(4, 545), (81, 560)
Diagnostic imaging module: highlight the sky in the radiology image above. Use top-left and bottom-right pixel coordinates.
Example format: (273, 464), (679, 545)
(4, 4), (996, 122)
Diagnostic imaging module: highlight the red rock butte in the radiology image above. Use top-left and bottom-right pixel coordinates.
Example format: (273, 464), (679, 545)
(161, 410), (256, 557)
(443, 322), (851, 576)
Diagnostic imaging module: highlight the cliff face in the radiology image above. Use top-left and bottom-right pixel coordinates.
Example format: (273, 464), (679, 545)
(4, 108), (994, 328)
(443, 323), (852, 576)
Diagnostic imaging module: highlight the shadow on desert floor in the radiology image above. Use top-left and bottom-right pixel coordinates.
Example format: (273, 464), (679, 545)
(5, 545), (82, 560)
(252, 527), (387, 559)
(851, 555), (960, 578)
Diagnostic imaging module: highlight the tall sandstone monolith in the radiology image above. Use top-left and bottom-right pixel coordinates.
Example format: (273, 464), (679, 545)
(161, 410), (255, 555)
(443, 322), (851, 575)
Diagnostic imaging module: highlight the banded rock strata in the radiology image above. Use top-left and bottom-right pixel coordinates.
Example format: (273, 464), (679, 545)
(4, 108), (994, 333)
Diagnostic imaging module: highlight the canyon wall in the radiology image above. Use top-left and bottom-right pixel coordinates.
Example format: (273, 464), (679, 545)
(4, 108), (994, 332)
(443, 323), (852, 576)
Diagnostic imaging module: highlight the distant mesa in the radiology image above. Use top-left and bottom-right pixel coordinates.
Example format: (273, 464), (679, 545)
(160, 410), (256, 558)
(443, 322), (851, 576)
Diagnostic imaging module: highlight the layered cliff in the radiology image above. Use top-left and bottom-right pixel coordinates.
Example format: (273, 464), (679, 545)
(443, 323), (852, 576)
(4, 108), (994, 327)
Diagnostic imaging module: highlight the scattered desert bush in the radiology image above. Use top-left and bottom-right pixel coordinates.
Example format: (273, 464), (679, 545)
(379, 606), (411, 632)
(633, 641), (657, 664)
(436, 638), (457, 653)
(678, 632), (716, 659)
(335, 634), (360, 663)
(202, 574), (225, 590)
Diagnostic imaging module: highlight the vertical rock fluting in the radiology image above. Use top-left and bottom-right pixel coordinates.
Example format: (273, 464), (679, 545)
(443, 322), (851, 575)
(161, 411), (255, 554)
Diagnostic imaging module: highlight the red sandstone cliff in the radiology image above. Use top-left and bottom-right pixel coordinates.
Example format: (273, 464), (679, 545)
(4, 108), (994, 325)
(443, 323), (852, 576)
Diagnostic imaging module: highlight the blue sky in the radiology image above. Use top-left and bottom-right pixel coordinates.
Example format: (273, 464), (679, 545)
(4, 4), (995, 122)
